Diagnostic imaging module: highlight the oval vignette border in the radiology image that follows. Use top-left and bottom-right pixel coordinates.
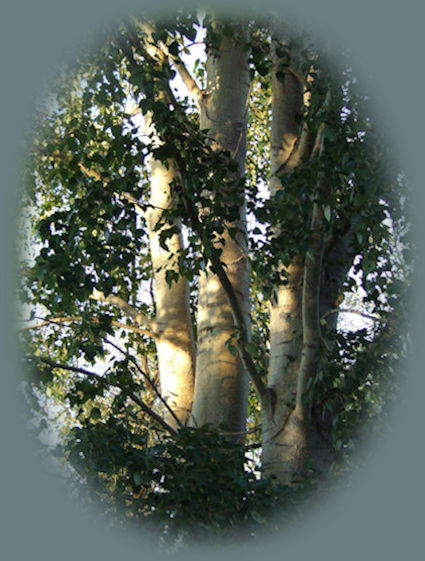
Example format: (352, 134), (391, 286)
(0, 0), (423, 560)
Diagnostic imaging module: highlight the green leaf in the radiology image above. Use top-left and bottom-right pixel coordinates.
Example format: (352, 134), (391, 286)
(168, 41), (180, 56)
(165, 269), (179, 287)
(275, 70), (286, 84)
(323, 205), (331, 222)
(133, 472), (143, 487)
(90, 407), (101, 420)
(227, 343), (238, 357)
(245, 342), (257, 355)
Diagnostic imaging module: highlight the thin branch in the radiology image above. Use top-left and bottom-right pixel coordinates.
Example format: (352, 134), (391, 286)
(20, 316), (82, 330)
(126, 391), (177, 436)
(26, 354), (177, 436)
(120, 192), (145, 213)
(89, 289), (156, 330)
(113, 321), (158, 340)
(78, 162), (102, 181)
(245, 442), (262, 451)
(321, 308), (383, 323)
(104, 338), (183, 429)
(209, 257), (268, 403)
(26, 354), (107, 380)
(221, 423), (262, 437)
(20, 315), (158, 340)
(295, 90), (332, 416)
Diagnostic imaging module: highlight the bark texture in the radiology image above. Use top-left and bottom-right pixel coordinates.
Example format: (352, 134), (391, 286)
(190, 21), (251, 437)
(262, 26), (333, 483)
(262, 27), (307, 482)
(146, 158), (196, 427)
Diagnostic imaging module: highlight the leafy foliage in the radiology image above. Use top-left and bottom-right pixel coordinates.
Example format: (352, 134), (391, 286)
(66, 422), (300, 544)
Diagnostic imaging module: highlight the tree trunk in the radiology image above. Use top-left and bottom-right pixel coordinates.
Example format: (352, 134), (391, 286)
(190, 21), (251, 438)
(146, 158), (196, 427)
(319, 227), (355, 329)
(262, 25), (333, 483)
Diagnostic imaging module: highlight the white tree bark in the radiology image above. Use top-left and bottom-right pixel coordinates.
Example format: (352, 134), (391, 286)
(262, 25), (314, 483)
(190, 21), (251, 438)
(146, 158), (196, 427)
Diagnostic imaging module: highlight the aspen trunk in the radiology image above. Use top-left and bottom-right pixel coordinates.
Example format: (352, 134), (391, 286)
(146, 158), (196, 427)
(262, 25), (321, 483)
(190, 21), (251, 437)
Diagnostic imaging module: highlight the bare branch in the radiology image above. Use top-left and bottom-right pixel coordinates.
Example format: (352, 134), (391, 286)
(112, 321), (158, 340)
(321, 308), (383, 323)
(20, 316), (82, 330)
(170, 56), (203, 109)
(126, 391), (177, 436)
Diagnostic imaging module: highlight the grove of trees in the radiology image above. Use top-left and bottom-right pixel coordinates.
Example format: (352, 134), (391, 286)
(20, 8), (411, 545)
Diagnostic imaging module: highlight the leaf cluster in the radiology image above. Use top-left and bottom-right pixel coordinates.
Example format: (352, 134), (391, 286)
(65, 422), (296, 544)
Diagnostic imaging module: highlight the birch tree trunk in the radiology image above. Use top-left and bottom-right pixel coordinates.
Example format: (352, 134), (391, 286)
(146, 158), (196, 427)
(262, 24), (328, 483)
(190, 21), (251, 437)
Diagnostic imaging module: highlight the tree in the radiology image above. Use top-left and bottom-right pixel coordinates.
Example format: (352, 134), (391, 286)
(20, 8), (411, 543)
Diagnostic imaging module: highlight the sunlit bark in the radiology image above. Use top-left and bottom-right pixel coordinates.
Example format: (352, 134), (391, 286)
(261, 24), (308, 482)
(146, 158), (196, 427)
(190, 20), (251, 438)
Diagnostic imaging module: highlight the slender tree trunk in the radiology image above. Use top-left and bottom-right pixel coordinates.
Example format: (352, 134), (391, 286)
(260, 25), (306, 482)
(146, 158), (196, 427)
(262, 25), (332, 483)
(307, 226), (355, 463)
(190, 21), (251, 437)
(319, 227), (355, 329)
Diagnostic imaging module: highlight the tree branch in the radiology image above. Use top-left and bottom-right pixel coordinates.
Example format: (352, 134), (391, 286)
(321, 307), (383, 323)
(26, 354), (107, 380)
(26, 354), (177, 436)
(116, 26), (197, 138)
(104, 338), (184, 429)
(209, 256), (268, 403)
(135, 18), (203, 109)
(295, 91), (332, 416)
(89, 289), (156, 330)
(20, 315), (158, 340)
(296, 201), (326, 414)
